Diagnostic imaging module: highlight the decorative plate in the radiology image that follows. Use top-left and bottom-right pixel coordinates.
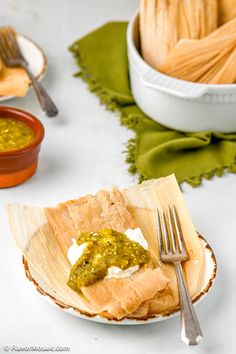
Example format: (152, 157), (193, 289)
(23, 235), (217, 325)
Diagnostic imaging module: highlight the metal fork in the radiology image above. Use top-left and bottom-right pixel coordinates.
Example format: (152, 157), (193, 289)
(0, 27), (58, 117)
(156, 206), (203, 346)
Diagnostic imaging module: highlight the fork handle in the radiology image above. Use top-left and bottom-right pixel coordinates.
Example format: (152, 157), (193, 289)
(174, 261), (203, 346)
(23, 65), (58, 117)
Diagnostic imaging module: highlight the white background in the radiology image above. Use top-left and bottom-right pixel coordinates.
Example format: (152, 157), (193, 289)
(0, 1), (236, 353)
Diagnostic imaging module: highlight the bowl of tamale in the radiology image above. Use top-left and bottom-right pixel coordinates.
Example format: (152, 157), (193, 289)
(6, 175), (217, 324)
(127, 1), (236, 133)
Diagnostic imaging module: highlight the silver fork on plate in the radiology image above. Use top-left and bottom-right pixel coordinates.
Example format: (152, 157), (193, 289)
(156, 206), (203, 346)
(0, 27), (58, 117)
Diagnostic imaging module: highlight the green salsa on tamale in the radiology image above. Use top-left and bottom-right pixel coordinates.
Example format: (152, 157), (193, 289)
(68, 229), (150, 291)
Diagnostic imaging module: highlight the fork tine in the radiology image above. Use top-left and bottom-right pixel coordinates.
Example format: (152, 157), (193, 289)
(0, 29), (14, 60)
(1, 27), (18, 59)
(156, 208), (165, 256)
(161, 211), (172, 254)
(5, 27), (23, 58)
(0, 33), (9, 62)
(172, 205), (188, 256)
(168, 206), (179, 253)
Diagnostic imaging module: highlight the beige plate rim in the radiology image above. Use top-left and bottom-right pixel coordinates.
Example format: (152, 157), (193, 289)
(19, 33), (47, 80)
(22, 234), (217, 325)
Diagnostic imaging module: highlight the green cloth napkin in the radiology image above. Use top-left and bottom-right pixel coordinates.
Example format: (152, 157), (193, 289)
(70, 22), (236, 186)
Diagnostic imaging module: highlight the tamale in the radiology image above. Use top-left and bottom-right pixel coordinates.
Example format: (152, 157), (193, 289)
(219, 0), (236, 24)
(158, 14), (236, 84)
(0, 58), (30, 97)
(7, 174), (205, 320)
(209, 17), (236, 38)
(198, 48), (233, 83)
(158, 34), (236, 81)
(139, 0), (218, 68)
(208, 47), (236, 83)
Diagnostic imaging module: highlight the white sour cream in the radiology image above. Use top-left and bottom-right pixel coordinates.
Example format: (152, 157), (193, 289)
(67, 239), (88, 265)
(105, 265), (139, 279)
(124, 228), (149, 250)
(67, 228), (148, 279)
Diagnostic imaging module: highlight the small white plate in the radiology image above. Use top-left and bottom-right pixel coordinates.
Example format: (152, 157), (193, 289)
(23, 235), (217, 325)
(0, 33), (47, 102)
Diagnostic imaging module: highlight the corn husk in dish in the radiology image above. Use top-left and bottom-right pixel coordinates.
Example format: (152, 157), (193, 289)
(158, 17), (236, 84)
(6, 174), (204, 320)
(219, 0), (236, 24)
(209, 17), (236, 38)
(139, 0), (218, 68)
(0, 59), (30, 97)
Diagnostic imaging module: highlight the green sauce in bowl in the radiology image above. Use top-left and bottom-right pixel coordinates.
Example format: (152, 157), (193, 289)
(0, 118), (35, 152)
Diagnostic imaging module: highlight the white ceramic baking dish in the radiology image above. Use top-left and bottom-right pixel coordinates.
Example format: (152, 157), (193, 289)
(127, 12), (236, 133)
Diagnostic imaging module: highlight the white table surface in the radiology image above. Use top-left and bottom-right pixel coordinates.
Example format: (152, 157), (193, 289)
(0, 1), (236, 353)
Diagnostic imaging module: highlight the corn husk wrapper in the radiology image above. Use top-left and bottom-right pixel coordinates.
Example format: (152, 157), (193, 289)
(219, 0), (236, 24)
(6, 175), (204, 320)
(209, 17), (236, 38)
(139, 0), (218, 68)
(207, 47), (236, 83)
(0, 58), (30, 97)
(158, 17), (236, 84)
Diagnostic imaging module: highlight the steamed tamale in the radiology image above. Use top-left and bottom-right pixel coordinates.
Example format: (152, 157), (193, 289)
(219, 0), (236, 24)
(158, 18), (236, 84)
(7, 174), (204, 320)
(209, 17), (236, 38)
(208, 47), (236, 83)
(139, 0), (218, 68)
(0, 58), (30, 97)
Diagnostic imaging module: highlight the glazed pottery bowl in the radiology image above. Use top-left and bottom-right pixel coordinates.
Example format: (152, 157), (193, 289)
(0, 106), (44, 188)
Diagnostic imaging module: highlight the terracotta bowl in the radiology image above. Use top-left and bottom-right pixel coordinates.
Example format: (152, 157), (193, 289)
(0, 107), (44, 188)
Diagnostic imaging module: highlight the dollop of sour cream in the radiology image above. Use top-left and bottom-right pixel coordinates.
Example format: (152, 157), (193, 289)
(67, 228), (148, 279)
(67, 240), (87, 266)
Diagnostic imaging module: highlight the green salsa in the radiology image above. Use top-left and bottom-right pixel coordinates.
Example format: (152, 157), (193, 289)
(0, 118), (35, 152)
(68, 229), (150, 291)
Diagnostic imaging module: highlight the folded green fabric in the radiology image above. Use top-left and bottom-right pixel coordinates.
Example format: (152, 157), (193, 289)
(70, 22), (236, 186)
